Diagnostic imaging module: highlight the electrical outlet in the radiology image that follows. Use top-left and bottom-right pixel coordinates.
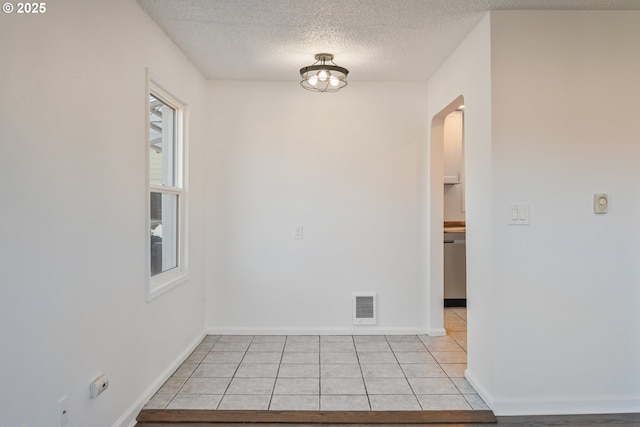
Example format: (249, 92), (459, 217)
(57, 395), (69, 427)
(90, 374), (109, 398)
(294, 226), (303, 240)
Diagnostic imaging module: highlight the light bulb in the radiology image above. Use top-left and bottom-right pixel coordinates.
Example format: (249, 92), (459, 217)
(309, 75), (318, 86)
(318, 69), (328, 81)
(330, 75), (339, 87)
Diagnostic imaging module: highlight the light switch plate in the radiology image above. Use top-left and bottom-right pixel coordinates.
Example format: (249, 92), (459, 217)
(594, 193), (608, 214)
(507, 204), (530, 225)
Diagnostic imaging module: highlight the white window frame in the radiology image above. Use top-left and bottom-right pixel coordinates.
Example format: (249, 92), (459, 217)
(146, 73), (189, 301)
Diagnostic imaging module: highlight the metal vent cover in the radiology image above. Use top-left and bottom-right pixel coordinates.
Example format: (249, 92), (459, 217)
(353, 293), (376, 325)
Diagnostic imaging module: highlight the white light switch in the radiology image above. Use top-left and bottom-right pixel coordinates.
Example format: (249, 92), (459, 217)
(510, 206), (519, 221)
(594, 193), (608, 214)
(507, 204), (530, 225)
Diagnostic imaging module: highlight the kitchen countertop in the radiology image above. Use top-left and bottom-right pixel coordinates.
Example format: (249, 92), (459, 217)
(444, 221), (465, 233)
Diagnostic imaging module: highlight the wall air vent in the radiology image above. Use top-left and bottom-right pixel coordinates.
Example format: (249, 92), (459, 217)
(353, 293), (376, 325)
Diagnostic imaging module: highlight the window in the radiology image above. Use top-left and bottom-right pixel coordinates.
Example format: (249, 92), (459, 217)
(148, 81), (187, 298)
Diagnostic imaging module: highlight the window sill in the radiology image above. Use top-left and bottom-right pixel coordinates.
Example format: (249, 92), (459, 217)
(147, 271), (189, 302)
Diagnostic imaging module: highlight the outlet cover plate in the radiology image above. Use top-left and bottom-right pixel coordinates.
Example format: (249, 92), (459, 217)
(58, 395), (69, 427)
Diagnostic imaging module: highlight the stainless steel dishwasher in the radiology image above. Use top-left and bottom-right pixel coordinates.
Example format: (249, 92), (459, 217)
(444, 231), (466, 306)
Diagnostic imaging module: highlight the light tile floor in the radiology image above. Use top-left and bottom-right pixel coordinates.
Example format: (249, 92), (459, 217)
(144, 308), (488, 411)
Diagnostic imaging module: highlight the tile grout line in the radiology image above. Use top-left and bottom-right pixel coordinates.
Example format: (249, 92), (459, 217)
(267, 336), (286, 410)
(353, 335), (372, 411)
(165, 334), (221, 409)
(216, 335), (254, 409)
(202, 335), (222, 409)
(390, 334), (425, 410)
(442, 308), (472, 410)
(208, 335), (225, 409)
(317, 337), (322, 410)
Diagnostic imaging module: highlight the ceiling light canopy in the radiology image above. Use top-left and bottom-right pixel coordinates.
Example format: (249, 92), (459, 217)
(300, 53), (348, 93)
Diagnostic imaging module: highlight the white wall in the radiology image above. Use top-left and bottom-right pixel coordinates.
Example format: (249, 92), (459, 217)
(425, 13), (494, 356)
(206, 81), (429, 333)
(488, 11), (640, 414)
(0, 1), (208, 426)
(429, 10), (640, 416)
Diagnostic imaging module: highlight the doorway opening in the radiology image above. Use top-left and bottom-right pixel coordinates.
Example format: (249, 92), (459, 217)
(427, 95), (465, 337)
(443, 107), (466, 309)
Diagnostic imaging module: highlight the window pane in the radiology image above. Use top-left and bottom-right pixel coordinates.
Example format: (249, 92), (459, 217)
(149, 94), (176, 186)
(150, 191), (179, 276)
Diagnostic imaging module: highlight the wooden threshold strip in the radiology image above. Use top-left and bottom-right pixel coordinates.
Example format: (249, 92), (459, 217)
(136, 409), (497, 424)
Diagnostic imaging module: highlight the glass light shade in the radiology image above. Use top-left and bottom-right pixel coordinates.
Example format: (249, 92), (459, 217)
(300, 53), (348, 93)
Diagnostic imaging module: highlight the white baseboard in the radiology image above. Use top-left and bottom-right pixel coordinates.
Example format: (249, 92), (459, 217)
(464, 369), (640, 416)
(205, 327), (430, 335)
(426, 327), (447, 337)
(112, 331), (206, 427)
(464, 368), (493, 408)
(490, 394), (640, 416)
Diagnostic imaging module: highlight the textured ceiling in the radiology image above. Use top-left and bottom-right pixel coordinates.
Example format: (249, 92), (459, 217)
(136, 0), (640, 81)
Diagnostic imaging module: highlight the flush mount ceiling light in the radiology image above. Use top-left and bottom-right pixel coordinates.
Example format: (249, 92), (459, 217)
(300, 53), (348, 93)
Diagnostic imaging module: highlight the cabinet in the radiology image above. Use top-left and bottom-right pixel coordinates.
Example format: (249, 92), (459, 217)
(443, 110), (463, 185)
